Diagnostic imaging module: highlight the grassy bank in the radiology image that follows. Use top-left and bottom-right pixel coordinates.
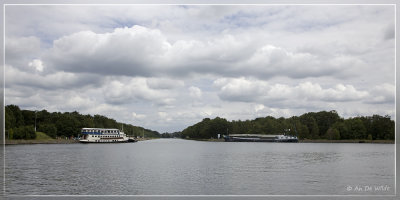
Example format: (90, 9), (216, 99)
(6, 132), (79, 145)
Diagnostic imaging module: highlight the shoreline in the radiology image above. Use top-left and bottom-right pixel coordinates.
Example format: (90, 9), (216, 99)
(5, 139), (80, 145)
(299, 139), (394, 144)
(186, 138), (395, 144)
(5, 138), (395, 144)
(5, 137), (157, 145)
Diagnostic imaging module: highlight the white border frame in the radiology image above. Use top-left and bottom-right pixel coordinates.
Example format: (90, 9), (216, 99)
(1, 1), (398, 199)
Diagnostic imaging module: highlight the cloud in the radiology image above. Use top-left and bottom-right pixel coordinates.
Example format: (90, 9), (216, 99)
(189, 86), (202, 98)
(28, 59), (44, 72)
(5, 36), (42, 69)
(146, 78), (184, 90)
(214, 77), (370, 104)
(5, 64), (102, 90)
(4, 5), (395, 132)
(364, 83), (395, 104)
(132, 112), (146, 120)
(102, 77), (179, 106)
(35, 25), (368, 81)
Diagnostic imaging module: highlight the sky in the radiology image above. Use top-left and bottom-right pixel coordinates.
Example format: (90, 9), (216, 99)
(4, 5), (395, 133)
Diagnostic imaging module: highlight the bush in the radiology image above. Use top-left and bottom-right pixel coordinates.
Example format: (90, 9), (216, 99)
(325, 128), (340, 140)
(13, 125), (36, 139)
(38, 124), (57, 138)
(367, 134), (373, 140)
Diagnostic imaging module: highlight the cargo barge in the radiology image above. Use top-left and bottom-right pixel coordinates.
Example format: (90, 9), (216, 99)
(224, 134), (298, 142)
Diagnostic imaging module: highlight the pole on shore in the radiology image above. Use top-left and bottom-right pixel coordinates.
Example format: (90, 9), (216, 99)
(34, 110), (37, 132)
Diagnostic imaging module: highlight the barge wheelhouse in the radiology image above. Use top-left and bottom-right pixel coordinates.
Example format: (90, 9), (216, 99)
(79, 128), (131, 143)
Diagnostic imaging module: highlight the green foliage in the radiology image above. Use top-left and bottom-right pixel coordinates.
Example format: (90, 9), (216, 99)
(35, 132), (53, 140)
(13, 125), (36, 139)
(5, 105), (394, 141)
(325, 128), (340, 140)
(295, 121), (309, 139)
(161, 132), (182, 138)
(38, 124), (57, 138)
(182, 117), (229, 139)
(5, 104), (24, 129)
(299, 114), (319, 139)
(345, 118), (367, 139)
(367, 134), (373, 140)
(180, 110), (394, 141)
(5, 105), (160, 139)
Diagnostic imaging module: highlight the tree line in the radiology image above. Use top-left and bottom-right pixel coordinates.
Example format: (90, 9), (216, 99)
(5, 105), (160, 140)
(180, 110), (394, 140)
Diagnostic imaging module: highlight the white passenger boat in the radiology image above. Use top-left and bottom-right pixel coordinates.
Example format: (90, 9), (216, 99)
(79, 128), (134, 143)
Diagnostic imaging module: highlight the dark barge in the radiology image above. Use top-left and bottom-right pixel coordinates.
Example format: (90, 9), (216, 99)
(224, 134), (298, 142)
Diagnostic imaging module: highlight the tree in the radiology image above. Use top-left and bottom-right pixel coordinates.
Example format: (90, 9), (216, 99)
(314, 110), (341, 137)
(345, 118), (367, 139)
(325, 128), (340, 140)
(38, 124), (57, 138)
(5, 105), (24, 128)
(13, 125), (36, 139)
(300, 114), (319, 139)
(332, 122), (349, 139)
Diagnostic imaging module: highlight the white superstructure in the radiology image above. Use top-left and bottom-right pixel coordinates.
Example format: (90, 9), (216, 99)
(79, 128), (129, 143)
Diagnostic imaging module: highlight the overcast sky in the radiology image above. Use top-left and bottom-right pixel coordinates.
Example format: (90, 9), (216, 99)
(5, 5), (395, 133)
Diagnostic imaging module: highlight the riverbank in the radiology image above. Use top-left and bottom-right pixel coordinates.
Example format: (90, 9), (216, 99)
(6, 138), (394, 144)
(135, 137), (158, 142)
(5, 138), (80, 145)
(185, 138), (225, 142)
(185, 138), (394, 144)
(5, 137), (158, 145)
(299, 139), (394, 144)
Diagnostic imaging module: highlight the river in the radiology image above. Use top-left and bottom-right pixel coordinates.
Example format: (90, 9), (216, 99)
(5, 139), (395, 197)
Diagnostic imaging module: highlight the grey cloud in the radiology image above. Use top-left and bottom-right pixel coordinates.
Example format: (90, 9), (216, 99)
(4, 5), (395, 132)
(39, 26), (362, 81)
(214, 78), (371, 104)
(5, 65), (103, 90)
(383, 24), (395, 40)
(5, 36), (42, 70)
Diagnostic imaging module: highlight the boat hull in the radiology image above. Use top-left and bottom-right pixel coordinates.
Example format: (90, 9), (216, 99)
(79, 139), (130, 143)
(224, 135), (298, 143)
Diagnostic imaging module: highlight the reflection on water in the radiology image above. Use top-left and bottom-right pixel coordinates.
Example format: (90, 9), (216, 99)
(5, 139), (395, 195)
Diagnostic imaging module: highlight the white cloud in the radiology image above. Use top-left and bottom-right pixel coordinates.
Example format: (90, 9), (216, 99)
(132, 112), (146, 120)
(364, 83), (395, 104)
(6, 36), (42, 70)
(4, 5), (395, 132)
(102, 77), (178, 106)
(5, 64), (101, 90)
(28, 59), (44, 72)
(32, 25), (370, 81)
(146, 78), (184, 90)
(214, 78), (371, 105)
(189, 86), (202, 98)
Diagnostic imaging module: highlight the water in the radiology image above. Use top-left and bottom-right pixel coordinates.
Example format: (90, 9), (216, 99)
(5, 139), (395, 196)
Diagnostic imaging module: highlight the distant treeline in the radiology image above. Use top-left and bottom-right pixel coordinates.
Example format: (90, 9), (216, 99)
(5, 105), (160, 140)
(179, 110), (394, 140)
